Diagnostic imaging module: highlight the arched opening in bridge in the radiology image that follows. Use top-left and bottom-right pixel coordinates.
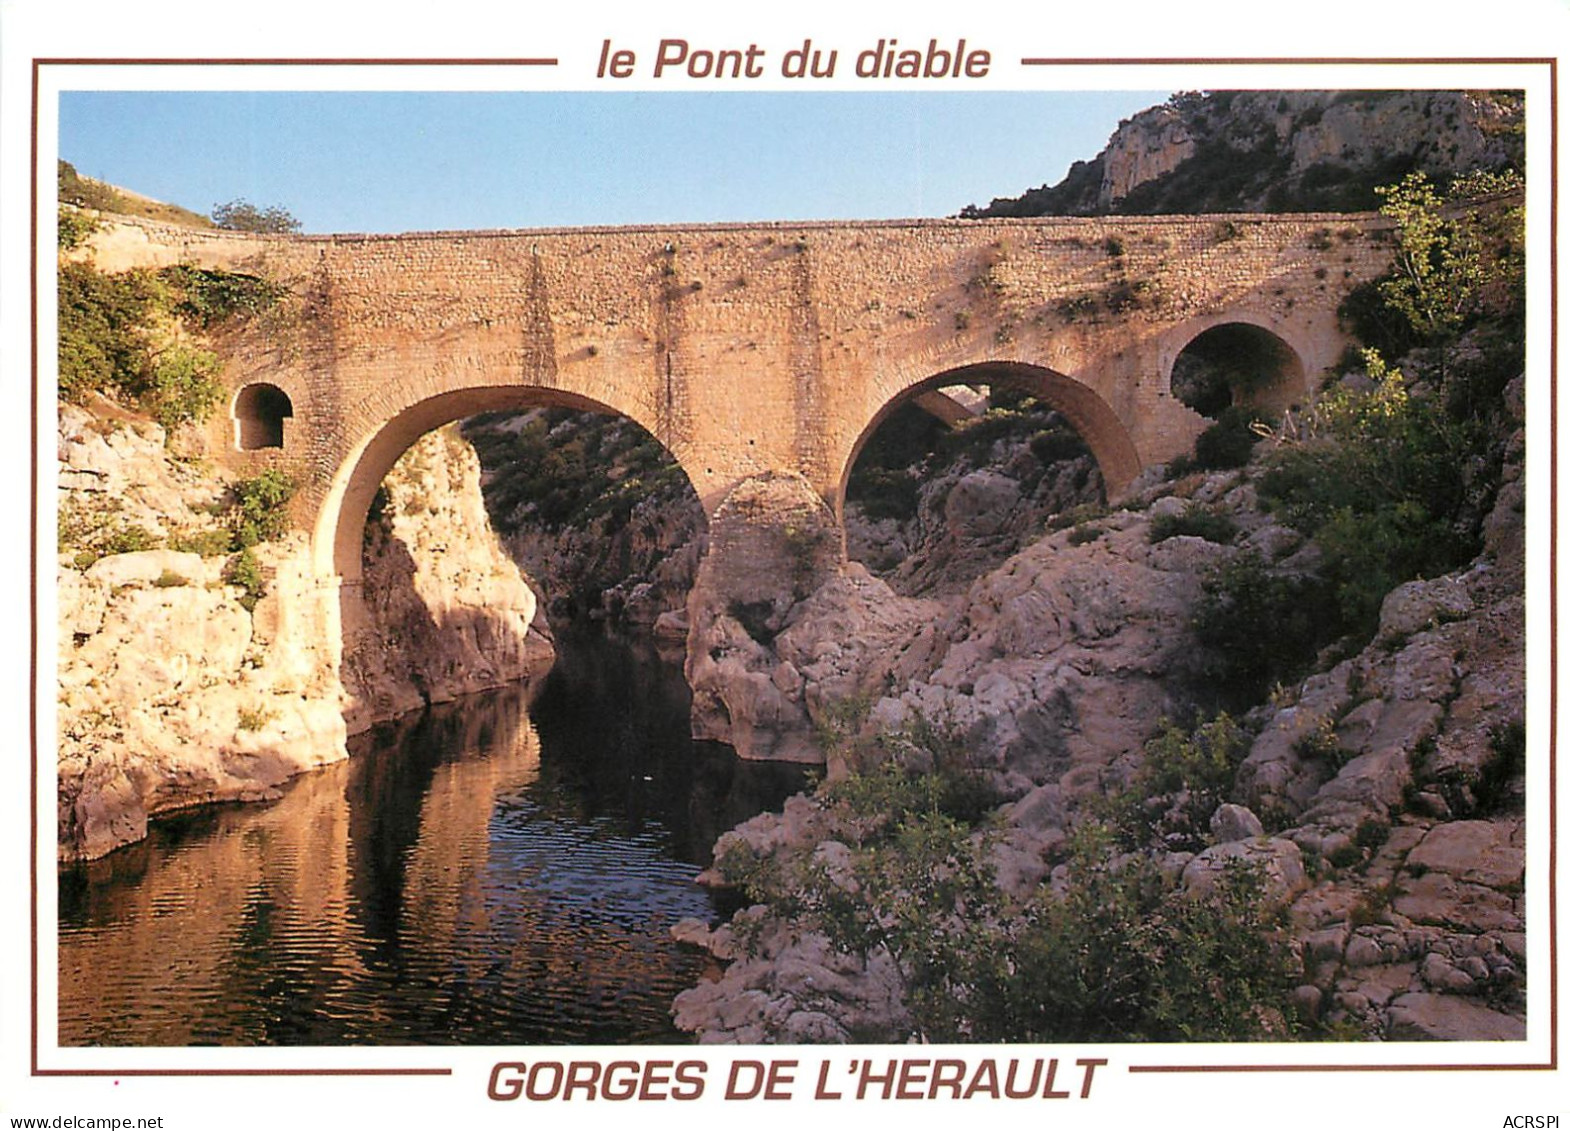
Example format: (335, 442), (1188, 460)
(458, 406), (707, 625)
(334, 389), (709, 628)
(233, 382), (293, 450)
(300, 392), (800, 1045)
(329, 384), (715, 750)
(1170, 322), (1306, 418)
(839, 362), (1132, 596)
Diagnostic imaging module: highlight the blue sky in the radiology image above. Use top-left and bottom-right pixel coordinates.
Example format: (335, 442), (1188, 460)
(59, 90), (1170, 233)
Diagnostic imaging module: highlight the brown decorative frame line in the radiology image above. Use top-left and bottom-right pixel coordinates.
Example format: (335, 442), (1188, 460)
(29, 54), (1556, 1081)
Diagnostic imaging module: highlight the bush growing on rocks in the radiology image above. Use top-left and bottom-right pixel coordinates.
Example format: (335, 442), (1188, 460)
(1148, 503), (1238, 545)
(1192, 551), (1334, 705)
(145, 344), (225, 434)
(1256, 351), (1481, 642)
(715, 706), (1301, 1044)
(718, 782), (1301, 1042)
(1192, 406), (1264, 470)
(1107, 713), (1252, 851)
(57, 254), (290, 436)
(229, 469), (296, 548)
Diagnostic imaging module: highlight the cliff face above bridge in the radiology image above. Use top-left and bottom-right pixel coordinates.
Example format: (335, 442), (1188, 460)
(966, 89), (1524, 217)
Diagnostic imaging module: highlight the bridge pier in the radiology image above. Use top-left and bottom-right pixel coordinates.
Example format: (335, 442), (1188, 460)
(683, 472), (843, 763)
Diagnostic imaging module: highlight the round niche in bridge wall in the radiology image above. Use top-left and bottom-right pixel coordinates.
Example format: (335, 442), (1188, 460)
(1170, 323), (1305, 418)
(233, 383), (294, 450)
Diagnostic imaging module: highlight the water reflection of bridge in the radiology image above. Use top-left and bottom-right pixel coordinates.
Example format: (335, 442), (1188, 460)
(58, 680), (722, 1044)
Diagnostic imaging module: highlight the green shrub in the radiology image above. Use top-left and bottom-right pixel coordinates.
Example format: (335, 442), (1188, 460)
(1192, 551), (1336, 705)
(158, 264), (290, 327)
(1256, 352), (1478, 643)
(236, 704), (277, 732)
(1354, 818), (1390, 852)
(58, 256), (291, 421)
(224, 547), (265, 610)
(1473, 719), (1526, 815)
(91, 525), (156, 558)
(146, 345), (225, 434)
(1108, 714), (1251, 851)
(823, 710), (998, 826)
(58, 495), (161, 564)
(722, 805), (1300, 1043)
(716, 703), (1298, 1043)
(229, 469), (296, 548)
(1028, 426), (1088, 465)
(57, 261), (156, 404)
(1192, 406), (1263, 470)
(1049, 501), (1108, 530)
(1148, 504), (1238, 544)
(847, 467), (921, 521)
(1011, 827), (1300, 1041)
(1327, 842), (1364, 869)
(1292, 716), (1354, 771)
(58, 206), (98, 251)
(1374, 170), (1521, 349)
(168, 528), (234, 557)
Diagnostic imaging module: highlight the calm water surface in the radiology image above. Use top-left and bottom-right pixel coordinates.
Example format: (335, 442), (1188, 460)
(58, 631), (804, 1046)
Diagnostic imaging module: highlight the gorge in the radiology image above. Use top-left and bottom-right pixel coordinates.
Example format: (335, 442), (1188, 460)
(53, 89), (1530, 1045)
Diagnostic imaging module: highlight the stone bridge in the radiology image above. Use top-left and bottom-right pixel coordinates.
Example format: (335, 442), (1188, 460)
(83, 210), (1390, 676)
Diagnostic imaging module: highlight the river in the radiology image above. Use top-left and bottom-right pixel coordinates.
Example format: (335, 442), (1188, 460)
(57, 630), (804, 1046)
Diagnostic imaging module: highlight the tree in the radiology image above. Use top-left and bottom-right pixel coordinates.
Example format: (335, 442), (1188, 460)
(210, 199), (302, 234)
(230, 469), (297, 548)
(1375, 169), (1523, 350)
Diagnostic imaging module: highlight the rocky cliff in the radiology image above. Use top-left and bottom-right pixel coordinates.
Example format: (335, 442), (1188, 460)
(966, 90), (1524, 217)
(340, 425), (551, 731)
(56, 408), (545, 861)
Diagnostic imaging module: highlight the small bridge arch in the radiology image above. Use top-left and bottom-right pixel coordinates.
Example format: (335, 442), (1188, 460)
(1162, 311), (1314, 419)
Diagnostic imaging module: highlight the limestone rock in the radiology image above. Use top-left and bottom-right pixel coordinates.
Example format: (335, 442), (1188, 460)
(1385, 993), (1525, 1041)
(1377, 575), (1474, 644)
(1405, 819), (1524, 889)
(1210, 803), (1265, 843)
(870, 509), (1207, 785)
(1181, 837), (1309, 906)
(57, 413), (544, 861)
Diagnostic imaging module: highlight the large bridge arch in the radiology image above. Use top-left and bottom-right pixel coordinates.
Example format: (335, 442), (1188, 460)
(316, 385), (697, 584)
(834, 360), (1142, 520)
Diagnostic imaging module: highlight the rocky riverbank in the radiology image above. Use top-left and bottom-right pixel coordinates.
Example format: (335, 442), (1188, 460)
(669, 375), (1527, 1043)
(56, 408), (546, 862)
